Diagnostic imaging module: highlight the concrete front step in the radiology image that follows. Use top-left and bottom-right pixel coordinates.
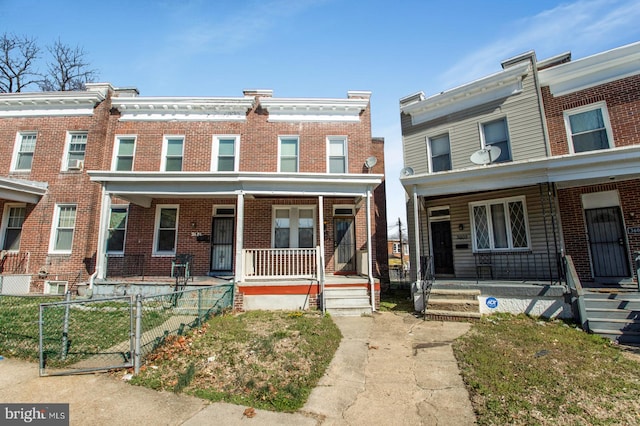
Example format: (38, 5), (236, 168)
(423, 309), (482, 321)
(428, 289), (481, 300)
(326, 306), (372, 316)
(586, 308), (640, 321)
(324, 296), (371, 309)
(423, 289), (481, 321)
(324, 287), (368, 297)
(590, 328), (640, 344)
(427, 298), (479, 313)
(584, 299), (640, 310)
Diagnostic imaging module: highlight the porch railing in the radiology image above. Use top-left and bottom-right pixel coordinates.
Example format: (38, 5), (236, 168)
(0, 252), (30, 274)
(474, 251), (564, 283)
(243, 247), (319, 279)
(105, 254), (146, 279)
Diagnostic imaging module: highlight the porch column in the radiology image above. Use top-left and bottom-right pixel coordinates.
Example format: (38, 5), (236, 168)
(366, 187), (375, 311)
(318, 195), (325, 268)
(234, 191), (245, 283)
(412, 185), (421, 280)
(95, 188), (111, 281)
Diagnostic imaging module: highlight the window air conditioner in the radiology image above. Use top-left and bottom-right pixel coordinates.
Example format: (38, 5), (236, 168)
(68, 159), (84, 170)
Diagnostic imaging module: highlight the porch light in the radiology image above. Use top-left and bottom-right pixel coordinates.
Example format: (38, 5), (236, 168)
(191, 221), (197, 229)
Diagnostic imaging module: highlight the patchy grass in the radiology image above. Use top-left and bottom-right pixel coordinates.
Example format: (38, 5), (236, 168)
(129, 310), (342, 412)
(379, 285), (414, 313)
(453, 314), (640, 425)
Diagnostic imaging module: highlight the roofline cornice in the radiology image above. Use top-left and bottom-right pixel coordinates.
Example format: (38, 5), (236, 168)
(259, 96), (369, 123)
(0, 90), (105, 117)
(113, 96), (256, 121)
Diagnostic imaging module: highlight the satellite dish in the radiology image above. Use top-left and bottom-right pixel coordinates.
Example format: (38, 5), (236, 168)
(470, 146), (501, 165)
(364, 156), (378, 168)
(400, 167), (414, 177)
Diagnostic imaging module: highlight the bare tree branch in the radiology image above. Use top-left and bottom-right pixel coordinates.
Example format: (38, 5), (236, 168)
(0, 33), (41, 93)
(40, 39), (97, 91)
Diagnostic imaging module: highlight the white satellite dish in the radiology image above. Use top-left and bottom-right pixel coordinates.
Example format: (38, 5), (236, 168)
(470, 146), (501, 165)
(364, 156), (378, 168)
(400, 167), (414, 177)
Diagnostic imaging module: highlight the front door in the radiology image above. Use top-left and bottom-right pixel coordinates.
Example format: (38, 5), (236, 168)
(334, 218), (355, 272)
(585, 207), (630, 279)
(431, 221), (454, 275)
(210, 217), (234, 273)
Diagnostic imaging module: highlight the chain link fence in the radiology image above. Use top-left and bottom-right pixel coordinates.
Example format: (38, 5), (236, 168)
(0, 284), (234, 376)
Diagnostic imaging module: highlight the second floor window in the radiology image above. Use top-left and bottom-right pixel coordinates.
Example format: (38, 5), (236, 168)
(114, 137), (136, 171)
(428, 134), (451, 172)
(2, 204), (26, 251)
(163, 136), (184, 171)
(328, 137), (347, 173)
(66, 132), (87, 170)
(279, 136), (299, 172)
(213, 136), (238, 172)
(481, 118), (511, 163)
(13, 133), (37, 171)
(564, 103), (613, 153)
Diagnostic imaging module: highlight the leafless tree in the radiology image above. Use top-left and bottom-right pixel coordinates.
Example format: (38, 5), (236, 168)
(0, 33), (41, 93)
(39, 39), (97, 91)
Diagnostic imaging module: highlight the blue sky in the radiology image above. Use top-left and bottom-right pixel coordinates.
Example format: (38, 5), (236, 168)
(2, 0), (640, 234)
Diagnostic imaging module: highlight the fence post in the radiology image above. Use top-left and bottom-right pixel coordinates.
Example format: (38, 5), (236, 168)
(61, 291), (71, 360)
(134, 294), (142, 375)
(197, 288), (202, 326)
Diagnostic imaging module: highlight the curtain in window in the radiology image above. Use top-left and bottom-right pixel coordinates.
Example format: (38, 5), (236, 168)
(107, 208), (128, 252)
(298, 209), (314, 248)
(157, 208), (177, 252)
(483, 119), (510, 162)
(430, 135), (451, 172)
(569, 109), (608, 152)
(490, 204), (508, 249)
(274, 209), (290, 248)
(3, 206), (25, 250)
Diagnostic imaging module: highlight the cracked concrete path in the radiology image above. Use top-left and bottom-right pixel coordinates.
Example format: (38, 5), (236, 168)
(304, 312), (476, 425)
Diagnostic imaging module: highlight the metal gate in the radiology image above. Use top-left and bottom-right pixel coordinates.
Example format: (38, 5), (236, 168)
(585, 207), (631, 278)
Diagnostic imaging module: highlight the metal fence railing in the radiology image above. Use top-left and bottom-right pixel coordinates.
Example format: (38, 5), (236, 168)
(105, 254), (146, 279)
(15, 283), (235, 376)
(474, 251), (564, 284)
(0, 252), (30, 274)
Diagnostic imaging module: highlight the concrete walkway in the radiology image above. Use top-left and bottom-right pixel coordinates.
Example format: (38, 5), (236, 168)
(0, 312), (476, 425)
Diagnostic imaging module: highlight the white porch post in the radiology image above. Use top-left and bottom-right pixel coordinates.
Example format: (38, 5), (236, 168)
(95, 188), (111, 281)
(318, 195), (325, 313)
(412, 185), (422, 280)
(366, 187), (375, 311)
(234, 191), (245, 283)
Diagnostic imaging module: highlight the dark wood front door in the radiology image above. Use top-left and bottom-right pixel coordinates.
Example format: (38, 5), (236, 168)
(431, 220), (454, 275)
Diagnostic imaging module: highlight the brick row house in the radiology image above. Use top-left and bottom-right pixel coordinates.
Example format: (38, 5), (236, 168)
(399, 42), (640, 317)
(0, 84), (389, 314)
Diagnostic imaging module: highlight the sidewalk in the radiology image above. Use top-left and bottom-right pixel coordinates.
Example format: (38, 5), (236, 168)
(0, 312), (476, 425)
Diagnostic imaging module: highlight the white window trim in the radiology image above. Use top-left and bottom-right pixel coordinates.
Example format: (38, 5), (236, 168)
(392, 242), (400, 254)
(213, 205), (236, 217)
(426, 133), (451, 173)
(271, 205), (316, 248)
(62, 131), (88, 171)
(107, 205), (129, 255)
(478, 117), (511, 162)
(326, 136), (348, 173)
(11, 132), (37, 172)
(469, 195), (530, 252)
(277, 135), (299, 173)
(211, 135), (240, 172)
(44, 280), (69, 295)
(333, 204), (356, 216)
(153, 204), (179, 256)
(111, 135), (137, 171)
(1, 203), (26, 252)
(48, 204), (77, 254)
(161, 135), (185, 172)
(563, 101), (614, 154)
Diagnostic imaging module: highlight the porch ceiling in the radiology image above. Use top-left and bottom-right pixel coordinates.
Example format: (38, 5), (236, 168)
(0, 177), (48, 203)
(401, 145), (640, 197)
(88, 171), (383, 206)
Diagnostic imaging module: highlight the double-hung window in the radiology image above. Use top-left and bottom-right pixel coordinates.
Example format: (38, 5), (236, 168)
(470, 196), (529, 251)
(163, 136), (184, 171)
(65, 132), (87, 170)
(428, 134), (451, 172)
(50, 205), (77, 253)
(13, 132), (37, 171)
(212, 135), (239, 172)
(564, 102), (613, 153)
(1, 204), (26, 251)
(107, 206), (128, 254)
(273, 207), (315, 248)
(481, 118), (511, 163)
(327, 137), (347, 173)
(279, 136), (299, 172)
(153, 205), (178, 255)
(114, 136), (136, 171)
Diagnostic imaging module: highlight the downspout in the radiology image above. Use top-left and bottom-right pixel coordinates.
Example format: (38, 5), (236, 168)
(90, 187), (111, 289)
(366, 187), (375, 311)
(412, 185), (421, 281)
(318, 195), (325, 314)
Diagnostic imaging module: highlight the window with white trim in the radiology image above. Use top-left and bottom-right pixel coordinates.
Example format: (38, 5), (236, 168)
(1, 204), (26, 251)
(113, 136), (136, 171)
(45, 280), (68, 295)
(212, 135), (239, 172)
(64, 132), (87, 170)
(107, 206), (128, 254)
(13, 132), (37, 171)
(392, 242), (400, 254)
(327, 137), (347, 173)
(50, 205), (77, 253)
(470, 196), (529, 251)
(153, 205), (178, 255)
(563, 102), (613, 153)
(162, 136), (184, 171)
(279, 136), (299, 172)
(273, 206), (315, 248)
(428, 133), (451, 172)
(480, 118), (511, 163)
